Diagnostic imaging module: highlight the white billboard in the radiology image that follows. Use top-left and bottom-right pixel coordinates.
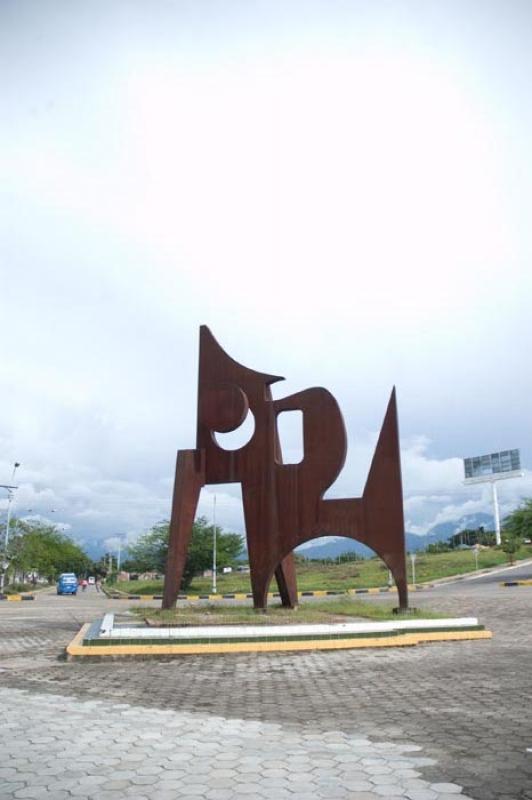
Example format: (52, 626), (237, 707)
(464, 449), (521, 483)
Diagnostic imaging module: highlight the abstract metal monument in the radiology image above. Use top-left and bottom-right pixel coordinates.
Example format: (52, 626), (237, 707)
(162, 327), (408, 610)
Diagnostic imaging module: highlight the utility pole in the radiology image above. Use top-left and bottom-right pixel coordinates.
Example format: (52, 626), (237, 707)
(0, 463), (21, 591)
(1, 486), (17, 552)
(491, 481), (502, 546)
(212, 495), (217, 594)
(410, 552), (416, 587)
(3, 463), (21, 552)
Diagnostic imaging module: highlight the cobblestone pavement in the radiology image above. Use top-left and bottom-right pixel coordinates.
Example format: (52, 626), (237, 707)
(1, 582), (531, 800)
(1, 686), (470, 800)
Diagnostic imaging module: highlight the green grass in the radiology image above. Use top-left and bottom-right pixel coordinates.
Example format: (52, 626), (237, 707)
(132, 598), (445, 626)
(1, 582), (35, 594)
(115, 545), (532, 596)
(108, 580), (163, 595)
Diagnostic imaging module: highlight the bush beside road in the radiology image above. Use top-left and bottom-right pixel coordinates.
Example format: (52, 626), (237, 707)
(116, 545), (532, 596)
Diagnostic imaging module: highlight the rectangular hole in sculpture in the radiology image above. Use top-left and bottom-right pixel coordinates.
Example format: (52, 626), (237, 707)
(276, 409), (304, 464)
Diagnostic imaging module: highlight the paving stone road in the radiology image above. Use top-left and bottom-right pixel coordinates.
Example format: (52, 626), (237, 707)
(0, 576), (531, 800)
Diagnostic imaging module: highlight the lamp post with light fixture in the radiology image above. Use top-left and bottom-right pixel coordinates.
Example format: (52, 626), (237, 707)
(5, 462), (21, 551)
(0, 462), (21, 590)
(116, 534), (128, 574)
(212, 495), (217, 595)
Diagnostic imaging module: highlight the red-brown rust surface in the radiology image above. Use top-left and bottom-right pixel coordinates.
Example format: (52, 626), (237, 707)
(162, 326), (408, 610)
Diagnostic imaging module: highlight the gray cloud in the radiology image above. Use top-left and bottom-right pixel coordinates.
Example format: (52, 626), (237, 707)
(1, 0), (531, 548)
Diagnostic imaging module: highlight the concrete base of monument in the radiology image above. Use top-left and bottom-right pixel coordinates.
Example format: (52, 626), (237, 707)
(66, 614), (492, 659)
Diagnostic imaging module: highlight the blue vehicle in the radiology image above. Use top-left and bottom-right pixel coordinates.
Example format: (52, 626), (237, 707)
(57, 573), (78, 595)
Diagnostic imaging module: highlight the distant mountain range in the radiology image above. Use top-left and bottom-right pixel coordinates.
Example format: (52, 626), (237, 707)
(79, 512), (494, 561)
(295, 512), (495, 559)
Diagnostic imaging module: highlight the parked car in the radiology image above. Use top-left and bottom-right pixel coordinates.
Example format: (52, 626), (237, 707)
(87, 576), (95, 585)
(56, 573), (78, 595)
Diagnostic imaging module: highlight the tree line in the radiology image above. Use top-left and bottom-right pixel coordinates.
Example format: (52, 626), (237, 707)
(2, 499), (530, 590)
(123, 516), (244, 589)
(0, 515), (244, 592)
(0, 518), (92, 586)
(425, 500), (532, 558)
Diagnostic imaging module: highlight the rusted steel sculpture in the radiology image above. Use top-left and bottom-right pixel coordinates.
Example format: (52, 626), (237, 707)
(162, 326), (408, 610)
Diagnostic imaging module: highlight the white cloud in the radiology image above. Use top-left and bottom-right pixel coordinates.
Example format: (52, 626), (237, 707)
(1, 2), (531, 551)
(3, 432), (531, 547)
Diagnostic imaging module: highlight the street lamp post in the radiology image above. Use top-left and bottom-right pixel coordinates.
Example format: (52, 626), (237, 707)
(212, 495), (217, 595)
(5, 462), (21, 551)
(1, 463), (21, 590)
(116, 534), (128, 576)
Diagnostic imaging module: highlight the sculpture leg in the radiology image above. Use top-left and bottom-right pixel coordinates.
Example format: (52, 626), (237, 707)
(319, 498), (409, 611)
(248, 555), (298, 611)
(396, 577), (408, 610)
(162, 449), (205, 609)
(388, 557), (408, 610)
(274, 552), (298, 608)
(249, 566), (271, 611)
(318, 390), (409, 611)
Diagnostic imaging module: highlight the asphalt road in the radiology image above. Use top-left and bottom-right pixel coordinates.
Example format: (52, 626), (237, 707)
(1, 576), (531, 800)
(455, 560), (532, 585)
(430, 559), (532, 592)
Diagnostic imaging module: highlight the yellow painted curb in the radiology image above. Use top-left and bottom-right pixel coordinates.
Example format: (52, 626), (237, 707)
(500, 580), (532, 587)
(67, 624), (492, 659)
(0, 594), (35, 601)
(105, 585), (435, 602)
(408, 630), (492, 643)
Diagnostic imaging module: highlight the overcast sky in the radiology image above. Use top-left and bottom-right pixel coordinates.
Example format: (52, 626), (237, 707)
(1, 0), (531, 553)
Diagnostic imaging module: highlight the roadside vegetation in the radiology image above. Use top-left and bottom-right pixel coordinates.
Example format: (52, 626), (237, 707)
(0, 518), (93, 588)
(0, 519), (117, 590)
(118, 501), (532, 596)
(116, 544), (531, 596)
(3, 497), (530, 595)
(124, 516), (243, 590)
(1, 582), (37, 595)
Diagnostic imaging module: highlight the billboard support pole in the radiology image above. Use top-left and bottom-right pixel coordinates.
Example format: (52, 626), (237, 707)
(491, 481), (501, 546)
(463, 450), (522, 548)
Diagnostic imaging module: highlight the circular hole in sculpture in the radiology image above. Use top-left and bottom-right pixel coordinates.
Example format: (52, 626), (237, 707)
(214, 409), (255, 451)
